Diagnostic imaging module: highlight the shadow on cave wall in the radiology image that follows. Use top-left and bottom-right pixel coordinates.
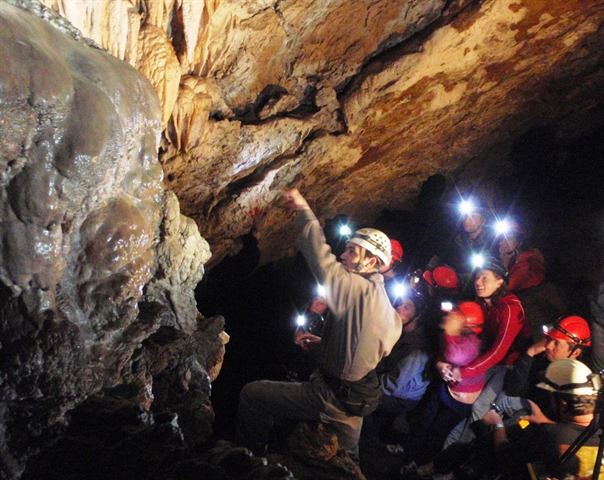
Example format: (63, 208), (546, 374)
(196, 124), (604, 443)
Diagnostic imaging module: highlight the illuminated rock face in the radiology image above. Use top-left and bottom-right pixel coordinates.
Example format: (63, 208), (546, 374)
(37, 0), (604, 268)
(0, 2), (221, 477)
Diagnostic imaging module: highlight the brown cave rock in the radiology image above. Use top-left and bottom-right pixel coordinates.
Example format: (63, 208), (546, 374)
(0, 1), (223, 478)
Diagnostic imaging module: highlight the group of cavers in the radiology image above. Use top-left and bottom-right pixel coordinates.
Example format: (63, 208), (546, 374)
(235, 189), (604, 479)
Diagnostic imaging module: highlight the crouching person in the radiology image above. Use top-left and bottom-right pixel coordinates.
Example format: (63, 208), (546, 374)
(236, 189), (402, 457)
(483, 358), (601, 479)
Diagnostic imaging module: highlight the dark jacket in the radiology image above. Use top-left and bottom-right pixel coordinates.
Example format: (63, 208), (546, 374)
(589, 279), (604, 372)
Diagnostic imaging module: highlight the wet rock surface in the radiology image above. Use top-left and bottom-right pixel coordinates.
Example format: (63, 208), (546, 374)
(0, 1), (223, 478)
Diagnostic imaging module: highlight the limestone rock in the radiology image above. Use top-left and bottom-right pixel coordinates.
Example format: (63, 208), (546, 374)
(36, 0), (604, 266)
(254, 0), (604, 264)
(137, 24), (182, 127)
(40, 0), (141, 63)
(144, 191), (211, 334)
(0, 2), (221, 478)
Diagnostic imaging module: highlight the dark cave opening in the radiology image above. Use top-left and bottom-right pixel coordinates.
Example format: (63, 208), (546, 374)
(196, 123), (604, 448)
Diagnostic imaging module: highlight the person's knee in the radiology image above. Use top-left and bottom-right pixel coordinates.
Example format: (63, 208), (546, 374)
(240, 381), (264, 406)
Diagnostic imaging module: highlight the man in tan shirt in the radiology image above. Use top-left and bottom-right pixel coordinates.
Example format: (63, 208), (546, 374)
(236, 189), (401, 455)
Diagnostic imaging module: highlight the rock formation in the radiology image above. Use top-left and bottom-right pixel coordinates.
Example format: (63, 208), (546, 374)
(2, 0), (604, 478)
(36, 0), (604, 267)
(0, 1), (224, 478)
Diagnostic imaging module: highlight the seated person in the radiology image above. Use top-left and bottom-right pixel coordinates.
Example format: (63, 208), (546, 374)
(440, 257), (530, 387)
(428, 257), (529, 450)
(496, 217), (567, 339)
(431, 196), (497, 292)
(484, 358), (601, 479)
(426, 359), (600, 479)
(401, 302), (485, 468)
(289, 295), (328, 380)
(293, 295), (327, 352)
(440, 301), (486, 405)
(496, 218), (545, 293)
(503, 315), (592, 418)
(373, 290), (430, 441)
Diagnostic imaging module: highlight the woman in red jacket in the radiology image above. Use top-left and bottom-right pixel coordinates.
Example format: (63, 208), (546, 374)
(403, 259), (529, 473)
(442, 256), (531, 385)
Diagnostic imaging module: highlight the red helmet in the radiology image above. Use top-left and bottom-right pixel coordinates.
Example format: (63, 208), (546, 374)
(543, 316), (591, 347)
(456, 301), (485, 334)
(390, 239), (404, 264)
(422, 265), (459, 290)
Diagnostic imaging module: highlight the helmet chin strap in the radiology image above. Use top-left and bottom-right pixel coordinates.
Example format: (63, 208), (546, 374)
(352, 249), (375, 273)
(351, 249), (367, 272)
(567, 344), (580, 358)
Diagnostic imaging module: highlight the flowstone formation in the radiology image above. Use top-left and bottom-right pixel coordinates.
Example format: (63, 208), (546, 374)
(0, 2), (226, 478)
(38, 0), (604, 267)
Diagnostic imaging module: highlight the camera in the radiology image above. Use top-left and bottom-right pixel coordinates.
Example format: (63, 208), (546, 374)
(303, 311), (325, 337)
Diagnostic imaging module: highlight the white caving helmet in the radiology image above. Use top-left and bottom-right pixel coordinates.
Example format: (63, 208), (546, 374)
(537, 359), (597, 396)
(348, 228), (391, 268)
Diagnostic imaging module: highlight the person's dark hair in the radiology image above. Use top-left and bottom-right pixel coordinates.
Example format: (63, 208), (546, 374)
(556, 393), (597, 416)
(481, 256), (508, 280)
(489, 274), (509, 304)
(475, 269), (509, 306)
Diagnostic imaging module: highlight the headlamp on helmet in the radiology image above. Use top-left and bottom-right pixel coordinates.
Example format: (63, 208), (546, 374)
(296, 311), (324, 336)
(391, 281), (409, 299)
(458, 198), (476, 216)
(494, 218), (512, 236)
(470, 253), (486, 269)
(409, 269), (423, 288)
(339, 224), (352, 238)
(543, 316), (592, 347)
(472, 254), (508, 280)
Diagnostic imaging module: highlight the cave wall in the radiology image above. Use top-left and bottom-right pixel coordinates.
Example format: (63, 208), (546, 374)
(35, 0), (604, 268)
(0, 1), (224, 478)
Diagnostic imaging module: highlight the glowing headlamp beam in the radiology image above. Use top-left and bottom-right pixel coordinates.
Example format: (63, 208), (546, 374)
(494, 219), (512, 236)
(458, 199), (475, 216)
(339, 224), (352, 237)
(391, 282), (408, 299)
(471, 253), (485, 269)
(316, 284), (326, 297)
(296, 314), (307, 327)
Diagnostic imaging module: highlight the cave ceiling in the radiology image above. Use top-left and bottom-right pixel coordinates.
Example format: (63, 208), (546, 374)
(38, 0), (604, 266)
